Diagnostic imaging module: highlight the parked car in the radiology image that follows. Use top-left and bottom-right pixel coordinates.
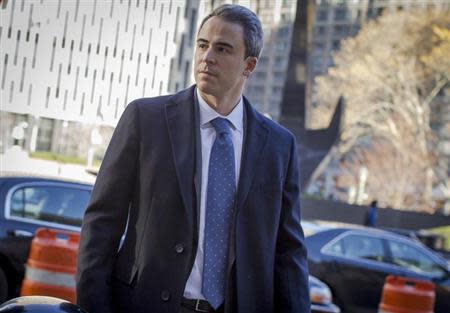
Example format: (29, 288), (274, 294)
(309, 275), (340, 313)
(0, 175), (92, 303)
(305, 226), (450, 313)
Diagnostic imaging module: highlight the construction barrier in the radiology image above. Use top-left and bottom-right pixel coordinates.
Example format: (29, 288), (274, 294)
(379, 275), (435, 313)
(20, 228), (80, 303)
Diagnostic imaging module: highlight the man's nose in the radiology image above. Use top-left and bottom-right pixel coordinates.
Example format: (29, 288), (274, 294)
(201, 47), (215, 64)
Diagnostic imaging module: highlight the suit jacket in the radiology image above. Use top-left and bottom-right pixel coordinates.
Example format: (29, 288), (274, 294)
(76, 85), (310, 313)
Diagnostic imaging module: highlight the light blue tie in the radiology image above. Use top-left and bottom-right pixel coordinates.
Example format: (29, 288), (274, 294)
(202, 117), (236, 309)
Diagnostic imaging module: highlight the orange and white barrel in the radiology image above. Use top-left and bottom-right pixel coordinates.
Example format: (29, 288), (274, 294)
(379, 275), (435, 313)
(20, 228), (80, 303)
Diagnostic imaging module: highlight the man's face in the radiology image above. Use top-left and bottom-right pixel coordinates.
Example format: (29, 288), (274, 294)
(194, 16), (256, 100)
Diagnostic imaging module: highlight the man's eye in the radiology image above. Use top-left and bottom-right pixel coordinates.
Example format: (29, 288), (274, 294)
(198, 43), (207, 49)
(217, 47), (228, 53)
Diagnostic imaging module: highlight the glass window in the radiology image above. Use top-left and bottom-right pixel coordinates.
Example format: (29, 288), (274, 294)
(334, 25), (348, 36)
(189, 8), (197, 42)
(10, 188), (25, 217)
(388, 240), (446, 276)
(314, 41), (325, 55)
(254, 71), (266, 79)
(9, 185), (90, 227)
(332, 40), (341, 50)
(315, 26), (326, 36)
(317, 10), (328, 21)
(326, 238), (344, 256)
(325, 234), (386, 262)
(334, 8), (347, 21)
(278, 26), (289, 37)
(36, 118), (55, 152)
(274, 56), (284, 67)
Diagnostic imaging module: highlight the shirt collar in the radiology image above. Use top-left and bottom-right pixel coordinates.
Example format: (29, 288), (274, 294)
(196, 87), (243, 133)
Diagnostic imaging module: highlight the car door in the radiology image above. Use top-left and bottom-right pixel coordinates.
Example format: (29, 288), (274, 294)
(322, 232), (404, 313)
(385, 238), (450, 313)
(2, 181), (91, 268)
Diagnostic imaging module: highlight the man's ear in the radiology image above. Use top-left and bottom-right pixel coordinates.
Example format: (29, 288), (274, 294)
(243, 57), (258, 77)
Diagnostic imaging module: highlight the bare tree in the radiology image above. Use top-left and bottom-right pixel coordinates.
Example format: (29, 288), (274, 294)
(309, 10), (450, 211)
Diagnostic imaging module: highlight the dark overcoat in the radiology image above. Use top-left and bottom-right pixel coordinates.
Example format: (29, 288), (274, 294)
(76, 85), (310, 313)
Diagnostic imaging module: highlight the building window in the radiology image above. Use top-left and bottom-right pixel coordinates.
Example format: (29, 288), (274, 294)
(272, 86), (282, 95)
(278, 26), (289, 37)
(315, 26), (326, 37)
(332, 40), (341, 50)
(36, 118), (54, 152)
(254, 71), (267, 80)
(334, 8), (347, 21)
(189, 8), (197, 43)
(314, 41), (325, 53)
(274, 56), (284, 67)
(317, 10), (328, 21)
(334, 25), (348, 36)
(273, 71), (284, 80)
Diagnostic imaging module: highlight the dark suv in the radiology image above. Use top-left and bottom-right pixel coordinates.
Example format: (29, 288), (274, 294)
(0, 175), (92, 303)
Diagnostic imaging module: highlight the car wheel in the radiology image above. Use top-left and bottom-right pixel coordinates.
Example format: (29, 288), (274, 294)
(0, 267), (8, 303)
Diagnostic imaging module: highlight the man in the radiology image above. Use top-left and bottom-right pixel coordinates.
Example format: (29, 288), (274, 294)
(76, 4), (310, 313)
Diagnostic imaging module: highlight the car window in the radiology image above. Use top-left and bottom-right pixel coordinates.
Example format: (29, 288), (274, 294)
(9, 185), (90, 227)
(325, 233), (386, 262)
(387, 240), (446, 276)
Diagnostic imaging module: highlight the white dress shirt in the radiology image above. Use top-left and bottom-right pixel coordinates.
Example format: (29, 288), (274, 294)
(183, 88), (244, 299)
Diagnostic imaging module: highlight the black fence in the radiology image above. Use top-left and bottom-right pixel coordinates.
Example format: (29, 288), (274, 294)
(301, 198), (450, 230)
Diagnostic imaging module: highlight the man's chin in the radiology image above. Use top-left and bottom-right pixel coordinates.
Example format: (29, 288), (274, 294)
(196, 82), (216, 96)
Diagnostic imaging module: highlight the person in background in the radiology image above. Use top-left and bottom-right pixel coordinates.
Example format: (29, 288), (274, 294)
(365, 200), (378, 227)
(76, 4), (310, 313)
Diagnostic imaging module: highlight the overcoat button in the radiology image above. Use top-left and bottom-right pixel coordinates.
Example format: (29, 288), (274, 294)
(161, 290), (170, 301)
(175, 243), (184, 254)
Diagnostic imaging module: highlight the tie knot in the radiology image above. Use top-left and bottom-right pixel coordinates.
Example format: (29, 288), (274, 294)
(210, 118), (231, 136)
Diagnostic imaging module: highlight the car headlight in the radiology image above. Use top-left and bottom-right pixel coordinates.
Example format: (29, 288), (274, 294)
(309, 276), (333, 305)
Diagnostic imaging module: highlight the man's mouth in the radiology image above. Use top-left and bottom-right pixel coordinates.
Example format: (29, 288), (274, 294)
(198, 70), (216, 77)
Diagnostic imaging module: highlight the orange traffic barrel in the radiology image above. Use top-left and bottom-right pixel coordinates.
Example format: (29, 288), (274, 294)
(379, 275), (435, 313)
(20, 228), (80, 303)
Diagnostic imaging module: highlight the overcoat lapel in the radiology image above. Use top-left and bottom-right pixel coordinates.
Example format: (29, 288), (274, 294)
(236, 98), (269, 213)
(165, 86), (197, 220)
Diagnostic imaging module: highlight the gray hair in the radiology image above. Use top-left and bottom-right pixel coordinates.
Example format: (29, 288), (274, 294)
(198, 4), (264, 59)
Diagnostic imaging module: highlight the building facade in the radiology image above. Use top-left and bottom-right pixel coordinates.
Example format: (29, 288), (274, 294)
(1, 0), (199, 159)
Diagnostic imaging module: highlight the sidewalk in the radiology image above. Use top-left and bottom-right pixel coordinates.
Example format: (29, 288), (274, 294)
(0, 147), (97, 184)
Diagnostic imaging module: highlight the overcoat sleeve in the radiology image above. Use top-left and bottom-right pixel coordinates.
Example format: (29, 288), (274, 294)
(274, 136), (311, 313)
(76, 101), (140, 313)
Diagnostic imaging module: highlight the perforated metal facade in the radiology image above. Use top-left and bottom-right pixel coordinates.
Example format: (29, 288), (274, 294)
(1, 0), (197, 126)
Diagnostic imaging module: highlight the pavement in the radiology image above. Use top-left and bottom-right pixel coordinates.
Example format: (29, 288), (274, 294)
(0, 146), (97, 184)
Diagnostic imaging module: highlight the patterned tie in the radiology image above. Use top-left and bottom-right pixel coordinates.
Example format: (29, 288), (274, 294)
(202, 117), (236, 309)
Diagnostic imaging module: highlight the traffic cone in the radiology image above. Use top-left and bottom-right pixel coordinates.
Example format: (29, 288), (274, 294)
(20, 228), (80, 303)
(379, 275), (435, 313)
